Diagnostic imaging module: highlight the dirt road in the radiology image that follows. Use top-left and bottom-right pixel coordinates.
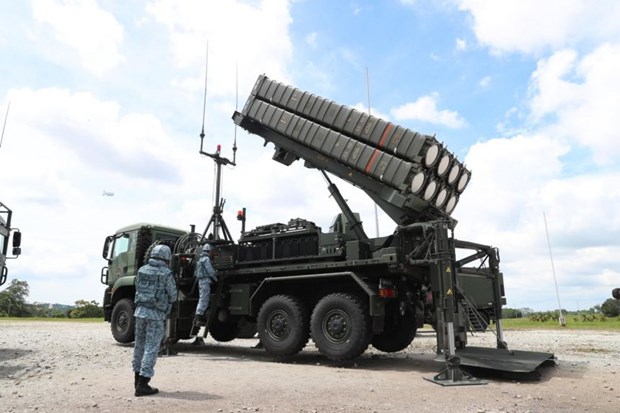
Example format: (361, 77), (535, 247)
(1, 320), (618, 412)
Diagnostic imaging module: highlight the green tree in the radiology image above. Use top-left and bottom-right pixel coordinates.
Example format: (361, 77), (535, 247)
(502, 308), (523, 318)
(600, 298), (620, 317)
(0, 279), (31, 316)
(68, 299), (104, 318)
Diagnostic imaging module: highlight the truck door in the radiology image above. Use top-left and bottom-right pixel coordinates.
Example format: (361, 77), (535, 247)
(107, 231), (137, 285)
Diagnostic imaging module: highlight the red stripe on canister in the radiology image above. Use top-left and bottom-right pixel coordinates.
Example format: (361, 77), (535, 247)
(365, 123), (393, 173)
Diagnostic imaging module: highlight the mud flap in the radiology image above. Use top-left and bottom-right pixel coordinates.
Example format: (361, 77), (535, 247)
(454, 347), (556, 380)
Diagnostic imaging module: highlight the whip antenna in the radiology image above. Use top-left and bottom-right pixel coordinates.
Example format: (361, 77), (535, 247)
(0, 101), (10, 150)
(232, 63), (238, 164)
(199, 42), (209, 151)
(366, 68), (380, 237)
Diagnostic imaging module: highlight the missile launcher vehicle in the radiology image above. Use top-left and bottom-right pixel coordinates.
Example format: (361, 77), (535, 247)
(101, 75), (554, 383)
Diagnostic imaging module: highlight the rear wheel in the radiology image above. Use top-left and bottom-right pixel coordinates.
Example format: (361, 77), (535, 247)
(111, 298), (135, 343)
(310, 293), (371, 361)
(371, 304), (417, 352)
(257, 295), (309, 356)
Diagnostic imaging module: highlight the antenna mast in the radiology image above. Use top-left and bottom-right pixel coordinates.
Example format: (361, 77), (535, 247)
(366, 68), (380, 237)
(543, 211), (565, 326)
(0, 101), (10, 150)
(198, 43), (237, 242)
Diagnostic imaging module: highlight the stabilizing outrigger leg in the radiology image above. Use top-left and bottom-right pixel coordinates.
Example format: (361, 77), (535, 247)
(423, 228), (554, 384)
(425, 295), (487, 386)
(425, 268), (487, 386)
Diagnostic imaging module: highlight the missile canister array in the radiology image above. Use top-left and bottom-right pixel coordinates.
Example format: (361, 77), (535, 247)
(238, 74), (471, 222)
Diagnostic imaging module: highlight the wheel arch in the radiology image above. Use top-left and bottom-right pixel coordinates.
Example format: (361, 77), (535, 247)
(111, 275), (136, 304)
(249, 271), (380, 318)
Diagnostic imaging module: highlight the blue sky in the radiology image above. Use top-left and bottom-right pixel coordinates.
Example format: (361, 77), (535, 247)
(1, 0), (619, 312)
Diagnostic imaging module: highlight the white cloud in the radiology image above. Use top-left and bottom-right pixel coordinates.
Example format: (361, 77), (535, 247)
(453, 43), (620, 310)
(391, 93), (466, 128)
(455, 133), (620, 309)
(458, 0), (620, 55)
(0, 87), (208, 303)
(305, 32), (318, 48)
(478, 76), (491, 87)
(528, 44), (620, 165)
(455, 37), (467, 51)
(32, 0), (125, 76)
(145, 0), (293, 98)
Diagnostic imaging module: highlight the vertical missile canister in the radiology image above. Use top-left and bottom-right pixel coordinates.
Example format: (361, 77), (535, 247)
(236, 74), (472, 222)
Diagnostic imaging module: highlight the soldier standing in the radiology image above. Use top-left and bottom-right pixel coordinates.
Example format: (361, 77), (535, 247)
(132, 244), (177, 397)
(193, 243), (218, 326)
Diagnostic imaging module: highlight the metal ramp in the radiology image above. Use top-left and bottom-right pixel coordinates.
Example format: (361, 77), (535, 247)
(455, 347), (556, 380)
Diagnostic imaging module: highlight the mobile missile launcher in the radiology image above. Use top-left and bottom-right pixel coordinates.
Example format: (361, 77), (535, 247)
(0, 201), (22, 286)
(101, 75), (553, 383)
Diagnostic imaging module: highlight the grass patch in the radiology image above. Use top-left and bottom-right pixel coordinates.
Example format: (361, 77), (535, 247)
(502, 316), (620, 330)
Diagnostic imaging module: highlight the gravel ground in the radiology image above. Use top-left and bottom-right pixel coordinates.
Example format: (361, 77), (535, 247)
(0, 320), (618, 412)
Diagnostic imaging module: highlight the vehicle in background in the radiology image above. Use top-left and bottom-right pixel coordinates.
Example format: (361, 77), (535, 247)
(0, 201), (22, 286)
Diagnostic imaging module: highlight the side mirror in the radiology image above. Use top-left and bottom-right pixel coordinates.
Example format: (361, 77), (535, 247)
(102, 235), (113, 260)
(11, 230), (21, 257)
(12, 230), (21, 248)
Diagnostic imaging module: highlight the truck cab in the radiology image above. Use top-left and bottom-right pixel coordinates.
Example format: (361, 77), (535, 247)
(101, 223), (187, 342)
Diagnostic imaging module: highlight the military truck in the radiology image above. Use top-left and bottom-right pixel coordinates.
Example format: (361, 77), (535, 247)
(0, 201), (22, 286)
(101, 75), (552, 382)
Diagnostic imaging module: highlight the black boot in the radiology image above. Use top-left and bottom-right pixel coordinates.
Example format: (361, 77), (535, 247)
(134, 372), (140, 389)
(135, 375), (159, 397)
(193, 314), (206, 326)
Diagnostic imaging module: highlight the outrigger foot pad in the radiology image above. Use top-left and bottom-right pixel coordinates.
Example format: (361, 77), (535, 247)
(424, 355), (488, 386)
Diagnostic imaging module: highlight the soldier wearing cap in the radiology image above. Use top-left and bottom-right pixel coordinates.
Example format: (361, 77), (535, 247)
(132, 244), (177, 397)
(194, 243), (218, 326)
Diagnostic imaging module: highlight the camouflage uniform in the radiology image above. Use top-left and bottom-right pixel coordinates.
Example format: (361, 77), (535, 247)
(195, 244), (218, 317)
(132, 250), (177, 380)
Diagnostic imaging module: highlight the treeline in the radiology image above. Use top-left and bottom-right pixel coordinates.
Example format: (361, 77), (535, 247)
(0, 279), (103, 318)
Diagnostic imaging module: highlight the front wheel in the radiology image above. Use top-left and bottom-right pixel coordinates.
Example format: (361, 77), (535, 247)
(111, 298), (135, 343)
(310, 293), (371, 361)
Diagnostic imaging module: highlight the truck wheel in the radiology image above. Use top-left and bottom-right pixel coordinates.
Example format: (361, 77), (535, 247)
(236, 319), (258, 339)
(209, 318), (238, 342)
(111, 298), (135, 343)
(310, 293), (371, 361)
(371, 304), (417, 353)
(257, 295), (309, 356)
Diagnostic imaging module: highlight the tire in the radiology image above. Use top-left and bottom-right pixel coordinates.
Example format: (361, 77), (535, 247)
(310, 293), (372, 361)
(257, 295), (309, 356)
(209, 318), (238, 342)
(236, 319), (258, 339)
(371, 304), (417, 353)
(111, 298), (135, 343)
